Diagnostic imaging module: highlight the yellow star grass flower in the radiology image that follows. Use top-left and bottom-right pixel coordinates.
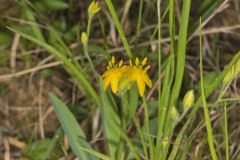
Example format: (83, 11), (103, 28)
(126, 57), (152, 96)
(102, 56), (125, 93)
(102, 56), (152, 97)
(88, 1), (100, 17)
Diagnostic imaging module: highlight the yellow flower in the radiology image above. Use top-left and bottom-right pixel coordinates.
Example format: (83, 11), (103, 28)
(183, 90), (194, 109)
(102, 56), (125, 93)
(126, 57), (152, 97)
(81, 32), (88, 46)
(88, 1), (100, 17)
(102, 56), (152, 97)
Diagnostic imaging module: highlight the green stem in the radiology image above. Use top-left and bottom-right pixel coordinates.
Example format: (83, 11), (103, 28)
(143, 96), (154, 159)
(199, 18), (218, 159)
(224, 101), (229, 160)
(83, 45), (97, 76)
(87, 15), (92, 36)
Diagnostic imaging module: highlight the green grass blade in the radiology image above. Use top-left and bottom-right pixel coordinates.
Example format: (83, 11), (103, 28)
(224, 101), (229, 160)
(170, 0), (191, 107)
(199, 20), (218, 159)
(48, 93), (101, 160)
(105, 0), (132, 58)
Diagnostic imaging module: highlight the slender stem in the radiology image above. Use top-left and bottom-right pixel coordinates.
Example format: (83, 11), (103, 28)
(224, 101), (229, 160)
(84, 15), (97, 76)
(87, 15), (92, 36)
(156, 0), (162, 155)
(143, 96), (154, 159)
(132, 116), (149, 160)
(200, 18), (218, 160)
(136, 0), (143, 41)
(83, 45), (97, 76)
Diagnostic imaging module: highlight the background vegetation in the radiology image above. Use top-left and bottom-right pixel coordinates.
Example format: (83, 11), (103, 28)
(0, 0), (240, 159)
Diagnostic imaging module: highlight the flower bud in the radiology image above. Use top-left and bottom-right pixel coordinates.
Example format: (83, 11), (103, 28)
(81, 32), (88, 46)
(170, 106), (179, 121)
(172, 106), (178, 116)
(88, 1), (100, 17)
(183, 90), (194, 109)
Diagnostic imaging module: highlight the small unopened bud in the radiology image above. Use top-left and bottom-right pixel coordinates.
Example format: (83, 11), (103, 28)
(183, 90), (194, 109)
(170, 106), (179, 121)
(81, 32), (88, 46)
(171, 106), (178, 117)
(88, 1), (100, 17)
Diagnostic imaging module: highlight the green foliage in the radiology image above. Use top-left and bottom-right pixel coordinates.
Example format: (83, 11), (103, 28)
(23, 139), (53, 160)
(3, 0), (240, 159)
(99, 79), (121, 159)
(49, 93), (110, 160)
(34, 0), (69, 11)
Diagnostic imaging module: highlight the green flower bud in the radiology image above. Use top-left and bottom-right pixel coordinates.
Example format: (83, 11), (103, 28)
(183, 90), (194, 109)
(81, 32), (88, 46)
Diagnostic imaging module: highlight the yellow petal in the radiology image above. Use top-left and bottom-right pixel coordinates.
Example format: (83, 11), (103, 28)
(119, 60), (123, 67)
(111, 56), (115, 64)
(143, 73), (152, 88)
(130, 60), (133, 66)
(144, 65), (151, 72)
(137, 77), (145, 96)
(102, 70), (111, 77)
(111, 75), (119, 93)
(135, 57), (139, 65)
(103, 76), (111, 91)
(142, 57), (147, 66)
(109, 61), (113, 68)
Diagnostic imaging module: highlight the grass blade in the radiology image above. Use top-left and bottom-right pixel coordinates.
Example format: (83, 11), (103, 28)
(224, 101), (229, 160)
(170, 0), (192, 107)
(105, 0), (132, 58)
(48, 93), (101, 160)
(199, 19), (218, 160)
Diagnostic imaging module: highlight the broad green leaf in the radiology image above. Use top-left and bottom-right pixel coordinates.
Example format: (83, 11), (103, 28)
(23, 139), (52, 160)
(49, 93), (101, 160)
(35, 0), (69, 11)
